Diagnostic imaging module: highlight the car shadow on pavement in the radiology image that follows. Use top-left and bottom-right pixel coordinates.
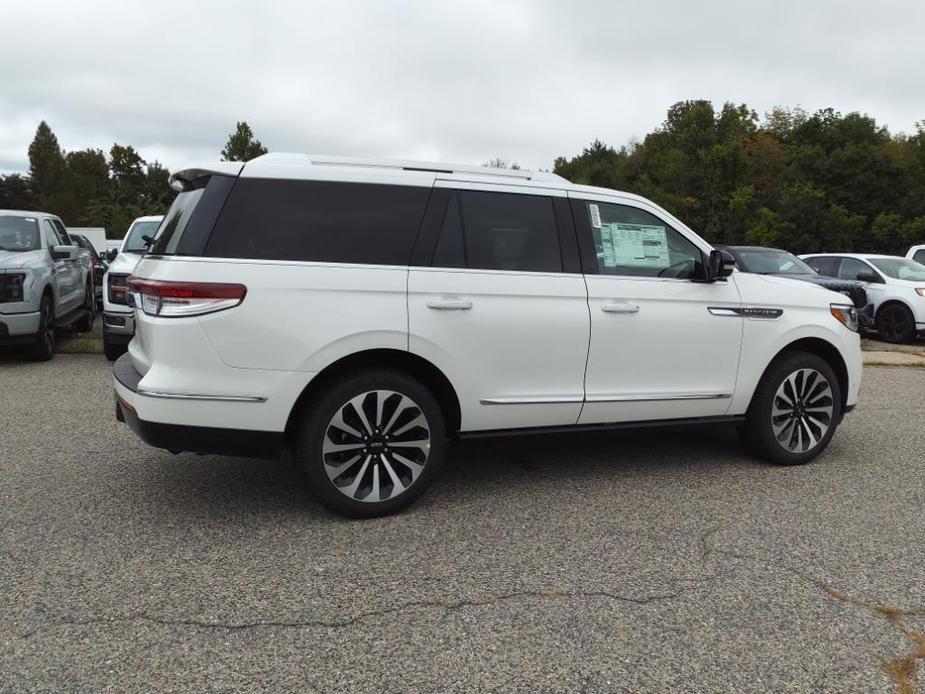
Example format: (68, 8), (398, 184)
(123, 424), (746, 521)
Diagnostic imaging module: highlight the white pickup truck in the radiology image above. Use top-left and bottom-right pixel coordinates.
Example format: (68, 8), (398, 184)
(102, 215), (163, 360)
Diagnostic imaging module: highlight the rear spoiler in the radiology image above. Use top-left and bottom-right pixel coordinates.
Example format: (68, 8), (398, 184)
(169, 162), (244, 192)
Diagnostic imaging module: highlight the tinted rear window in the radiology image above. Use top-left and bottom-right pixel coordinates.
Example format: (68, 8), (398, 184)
(205, 179), (431, 265)
(432, 189), (562, 273)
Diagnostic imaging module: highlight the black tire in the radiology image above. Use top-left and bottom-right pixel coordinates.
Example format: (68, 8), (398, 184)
(875, 303), (915, 344)
(103, 330), (125, 361)
(294, 369), (446, 518)
(26, 294), (55, 362)
(741, 351), (842, 466)
(74, 281), (95, 333)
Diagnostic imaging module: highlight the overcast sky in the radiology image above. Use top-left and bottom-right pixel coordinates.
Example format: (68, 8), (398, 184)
(2, 0), (922, 175)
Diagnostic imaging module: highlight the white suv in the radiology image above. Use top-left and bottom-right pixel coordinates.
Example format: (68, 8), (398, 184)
(113, 154), (862, 517)
(801, 253), (925, 343)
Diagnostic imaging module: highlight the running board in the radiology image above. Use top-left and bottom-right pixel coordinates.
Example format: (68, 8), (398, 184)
(457, 415), (745, 440)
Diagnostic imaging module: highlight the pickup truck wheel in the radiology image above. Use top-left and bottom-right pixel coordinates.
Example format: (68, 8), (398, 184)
(74, 282), (95, 333)
(875, 304), (915, 344)
(26, 295), (55, 362)
(294, 369), (446, 518)
(103, 330), (125, 361)
(742, 351), (841, 466)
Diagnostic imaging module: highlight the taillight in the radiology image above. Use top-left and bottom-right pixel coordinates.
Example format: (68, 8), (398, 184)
(127, 277), (247, 317)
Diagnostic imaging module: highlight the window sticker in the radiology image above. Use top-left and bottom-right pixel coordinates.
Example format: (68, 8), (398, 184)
(589, 203), (602, 228)
(599, 223), (669, 268)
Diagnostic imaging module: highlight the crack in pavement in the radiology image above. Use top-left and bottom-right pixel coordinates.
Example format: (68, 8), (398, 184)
(702, 526), (925, 694)
(16, 587), (684, 640)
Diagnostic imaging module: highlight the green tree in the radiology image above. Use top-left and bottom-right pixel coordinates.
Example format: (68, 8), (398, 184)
(221, 121), (268, 162)
(0, 174), (38, 210)
(27, 121), (72, 218)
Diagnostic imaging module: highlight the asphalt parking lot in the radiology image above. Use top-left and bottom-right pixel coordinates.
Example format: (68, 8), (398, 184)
(2, 356), (924, 693)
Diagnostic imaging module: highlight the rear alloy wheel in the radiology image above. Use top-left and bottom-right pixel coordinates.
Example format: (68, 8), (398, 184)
(26, 295), (55, 362)
(876, 304), (915, 344)
(296, 369), (445, 518)
(742, 351), (841, 466)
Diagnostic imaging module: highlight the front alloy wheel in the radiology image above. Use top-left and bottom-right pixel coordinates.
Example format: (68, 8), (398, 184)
(770, 368), (834, 453)
(742, 351), (842, 466)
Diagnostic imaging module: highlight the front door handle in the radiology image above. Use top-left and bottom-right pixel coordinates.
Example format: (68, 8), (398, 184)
(426, 297), (473, 311)
(601, 301), (639, 314)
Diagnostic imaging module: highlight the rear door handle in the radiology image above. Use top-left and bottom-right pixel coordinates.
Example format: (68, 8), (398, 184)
(426, 297), (473, 311)
(601, 301), (639, 314)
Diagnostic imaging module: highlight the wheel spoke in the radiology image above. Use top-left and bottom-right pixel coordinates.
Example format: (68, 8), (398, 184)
(322, 440), (365, 454)
(801, 418), (818, 449)
(382, 396), (412, 435)
(324, 453), (361, 482)
(390, 438), (430, 453)
(370, 463), (382, 502)
(328, 408), (363, 440)
(342, 456), (372, 498)
(389, 451), (424, 478)
(380, 456), (406, 495)
(348, 394), (374, 436)
(391, 413), (427, 437)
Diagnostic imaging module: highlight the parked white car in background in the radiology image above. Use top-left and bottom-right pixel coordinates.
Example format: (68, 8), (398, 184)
(801, 253), (925, 343)
(102, 215), (163, 360)
(113, 154), (862, 518)
(906, 244), (925, 265)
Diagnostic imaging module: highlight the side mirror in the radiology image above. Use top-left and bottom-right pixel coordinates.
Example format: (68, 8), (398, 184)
(106, 248), (119, 262)
(51, 244), (77, 261)
(707, 249), (735, 282)
(856, 272), (882, 284)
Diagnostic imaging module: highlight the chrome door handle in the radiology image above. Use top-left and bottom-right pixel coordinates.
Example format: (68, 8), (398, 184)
(601, 302), (639, 314)
(426, 297), (472, 310)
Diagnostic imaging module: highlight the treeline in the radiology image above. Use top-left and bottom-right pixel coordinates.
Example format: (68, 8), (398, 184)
(555, 101), (925, 255)
(0, 121), (267, 238)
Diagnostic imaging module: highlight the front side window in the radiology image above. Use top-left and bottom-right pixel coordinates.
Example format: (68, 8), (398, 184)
(914, 250), (925, 265)
(432, 190), (562, 273)
(583, 201), (703, 279)
(0, 216), (40, 251)
(837, 258), (874, 281)
(43, 220), (63, 248)
(869, 257), (925, 281)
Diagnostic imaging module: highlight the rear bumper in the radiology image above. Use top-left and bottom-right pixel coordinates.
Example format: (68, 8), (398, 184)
(0, 310), (40, 345)
(113, 353), (284, 459)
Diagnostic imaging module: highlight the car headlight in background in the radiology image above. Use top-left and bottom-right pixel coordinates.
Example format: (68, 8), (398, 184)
(915, 288), (925, 297)
(108, 273), (129, 304)
(830, 303), (859, 332)
(0, 272), (28, 303)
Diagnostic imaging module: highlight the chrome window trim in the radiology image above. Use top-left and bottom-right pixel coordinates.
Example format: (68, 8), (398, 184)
(481, 393), (731, 405)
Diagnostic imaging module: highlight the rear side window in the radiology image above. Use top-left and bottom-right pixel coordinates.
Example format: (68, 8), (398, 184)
(914, 250), (925, 265)
(432, 190), (562, 273)
(805, 257), (838, 276)
(205, 179), (431, 265)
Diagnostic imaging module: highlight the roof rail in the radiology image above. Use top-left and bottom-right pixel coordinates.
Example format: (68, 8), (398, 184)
(247, 153), (568, 183)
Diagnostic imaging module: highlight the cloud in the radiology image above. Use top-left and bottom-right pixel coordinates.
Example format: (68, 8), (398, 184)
(2, 0), (922, 175)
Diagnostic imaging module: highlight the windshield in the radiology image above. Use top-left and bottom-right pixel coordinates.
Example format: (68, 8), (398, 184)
(735, 249), (817, 275)
(868, 257), (925, 281)
(0, 216), (41, 252)
(122, 220), (162, 253)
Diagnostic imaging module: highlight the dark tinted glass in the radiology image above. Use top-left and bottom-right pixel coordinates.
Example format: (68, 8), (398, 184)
(151, 188), (204, 255)
(206, 179), (430, 265)
(837, 258), (870, 281)
(913, 250), (925, 265)
(453, 190), (561, 272)
(806, 257), (838, 276)
(432, 191), (466, 268)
